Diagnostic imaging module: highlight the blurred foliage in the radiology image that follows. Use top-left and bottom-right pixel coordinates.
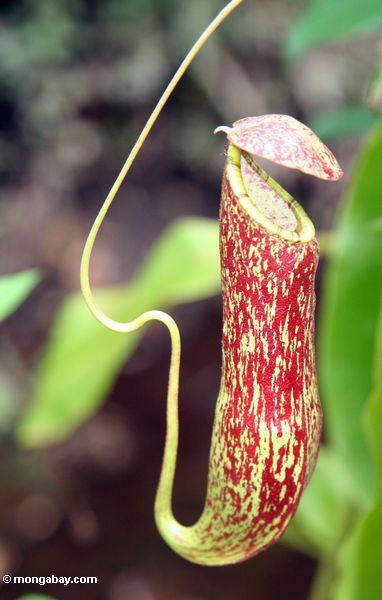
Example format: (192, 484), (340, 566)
(17, 218), (219, 447)
(17, 595), (57, 600)
(283, 447), (356, 558)
(333, 309), (382, 598)
(309, 106), (376, 141)
(285, 4), (382, 599)
(319, 122), (382, 505)
(285, 121), (382, 600)
(367, 45), (382, 114)
(0, 365), (23, 434)
(285, 0), (382, 62)
(0, 269), (40, 322)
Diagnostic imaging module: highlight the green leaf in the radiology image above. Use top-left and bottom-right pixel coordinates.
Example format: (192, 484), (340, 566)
(319, 122), (382, 505)
(283, 447), (356, 558)
(0, 269), (40, 322)
(134, 216), (220, 304)
(16, 286), (139, 447)
(367, 46), (382, 115)
(332, 307), (382, 600)
(365, 315), (382, 471)
(309, 106), (376, 141)
(16, 217), (220, 447)
(17, 595), (57, 600)
(284, 0), (382, 62)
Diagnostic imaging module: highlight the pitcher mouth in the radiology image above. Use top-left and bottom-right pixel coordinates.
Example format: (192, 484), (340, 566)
(226, 144), (316, 243)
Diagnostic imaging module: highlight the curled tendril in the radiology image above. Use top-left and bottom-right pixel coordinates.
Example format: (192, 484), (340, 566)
(80, 0), (244, 564)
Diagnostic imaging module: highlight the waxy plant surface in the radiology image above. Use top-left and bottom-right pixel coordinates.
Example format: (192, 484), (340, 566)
(162, 155), (322, 565)
(155, 115), (342, 566)
(240, 155), (298, 232)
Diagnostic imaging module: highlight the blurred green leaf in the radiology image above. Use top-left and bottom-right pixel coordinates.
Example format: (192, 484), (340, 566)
(310, 106), (376, 141)
(17, 595), (57, 600)
(332, 307), (382, 600)
(366, 313), (382, 471)
(367, 46), (382, 115)
(284, 0), (382, 62)
(0, 268), (40, 322)
(16, 286), (139, 447)
(133, 216), (220, 305)
(319, 122), (382, 505)
(283, 447), (356, 558)
(16, 217), (220, 447)
(0, 367), (22, 433)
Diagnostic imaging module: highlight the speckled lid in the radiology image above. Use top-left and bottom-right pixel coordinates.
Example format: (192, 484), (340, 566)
(216, 114), (343, 181)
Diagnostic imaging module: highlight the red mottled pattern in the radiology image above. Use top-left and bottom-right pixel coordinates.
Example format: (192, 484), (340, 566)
(228, 114), (343, 181)
(190, 170), (322, 563)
